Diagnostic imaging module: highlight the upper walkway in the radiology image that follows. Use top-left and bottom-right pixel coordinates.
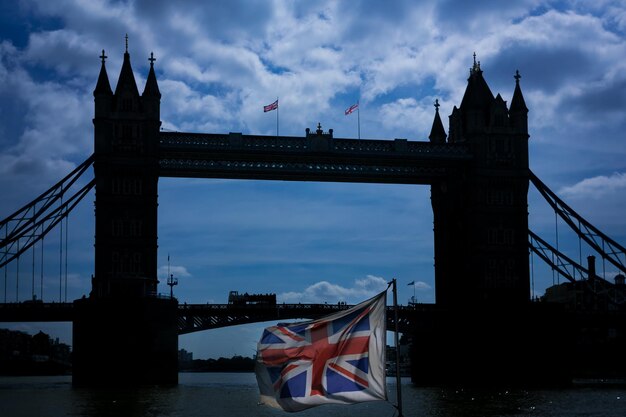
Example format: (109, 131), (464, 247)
(0, 301), (429, 334)
(158, 131), (471, 184)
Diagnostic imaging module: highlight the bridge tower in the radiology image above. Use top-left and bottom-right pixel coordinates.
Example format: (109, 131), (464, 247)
(92, 45), (161, 297)
(73, 45), (177, 386)
(431, 58), (529, 307)
(415, 59), (569, 385)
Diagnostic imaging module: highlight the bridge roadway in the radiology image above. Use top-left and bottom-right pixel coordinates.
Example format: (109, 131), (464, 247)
(0, 301), (426, 335)
(158, 131), (472, 184)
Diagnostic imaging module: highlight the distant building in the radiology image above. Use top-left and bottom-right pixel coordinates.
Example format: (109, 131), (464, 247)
(543, 275), (626, 311)
(542, 255), (626, 310)
(0, 328), (71, 374)
(178, 348), (193, 365)
(385, 334), (411, 376)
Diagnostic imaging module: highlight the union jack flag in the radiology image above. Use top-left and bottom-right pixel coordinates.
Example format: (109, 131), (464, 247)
(264, 99), (279, 112)
(345, 102), (359, 115)
(255, 292), (387, 412)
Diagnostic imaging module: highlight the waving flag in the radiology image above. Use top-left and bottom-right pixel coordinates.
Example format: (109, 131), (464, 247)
(345, 103), (359, 115)
(255, 292), (387, 412)
(264, 99), (279, 112)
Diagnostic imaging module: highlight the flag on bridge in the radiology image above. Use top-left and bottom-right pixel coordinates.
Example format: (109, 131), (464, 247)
(264, 99), (279, 112)
(345, 102), (359, 115)
(255, 291), (387, 412)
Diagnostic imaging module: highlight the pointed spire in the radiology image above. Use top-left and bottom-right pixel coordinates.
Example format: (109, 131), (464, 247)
(114, 37), (140, 98)
(510, 70), (528, 113)
(429, 99), (447, 143)
(93, 49), (112, 96)
(460, 53), (494, 113)
(143, 52), (161, 98)
(470, 51), (482, 75)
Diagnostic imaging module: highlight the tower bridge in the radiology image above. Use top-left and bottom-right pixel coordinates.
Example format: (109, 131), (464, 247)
(1, 47), (625, 386)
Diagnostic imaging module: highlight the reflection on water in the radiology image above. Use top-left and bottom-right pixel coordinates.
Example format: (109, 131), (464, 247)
(1, 374), (626, 417)
(73, 387), (178, 417)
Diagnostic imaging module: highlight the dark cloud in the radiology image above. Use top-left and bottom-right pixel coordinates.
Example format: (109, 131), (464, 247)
(488, 44), (593, 93)
(434, 0), (541, 29)
(132, 0), (273, 43)
(568, 75), (626, 117)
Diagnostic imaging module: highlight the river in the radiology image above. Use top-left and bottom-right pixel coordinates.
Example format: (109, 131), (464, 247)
(1, 373), (626, 417)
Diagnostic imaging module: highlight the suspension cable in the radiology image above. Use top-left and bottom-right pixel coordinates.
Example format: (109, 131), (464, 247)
(64, 210), (68, 302)
(578, 219), (583, 268)
(552, 210), (559, 285)
(0, 178), (95, 269)
(3, 227), (6, 303)
(32, 237), (35, 301)
(40, 233), (44, 301)
(0, 156), (94, 269)
(59, 196), (63, 303)
(530, 247), (535, 300)
(530, 170), (626, 275)
(16, 240), (19, 302)
(529, 229), (619, 307)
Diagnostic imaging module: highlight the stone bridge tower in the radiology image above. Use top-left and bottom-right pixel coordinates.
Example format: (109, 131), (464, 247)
(415, 58), (544, 385)
(73, 44), (177, 387)
(92, 45), (161, 298)
(430, 58), (529, 308)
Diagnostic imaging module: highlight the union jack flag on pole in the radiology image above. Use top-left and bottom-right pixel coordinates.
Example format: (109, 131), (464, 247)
(345, 103), (359, 115)
(255, 291), (387, 412)
(264, 99), (279, 112)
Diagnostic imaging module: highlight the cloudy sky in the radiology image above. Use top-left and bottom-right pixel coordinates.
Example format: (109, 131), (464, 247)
(1, 0), (625, 358)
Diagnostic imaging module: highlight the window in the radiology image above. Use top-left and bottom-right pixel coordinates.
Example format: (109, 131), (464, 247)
(131, 252), (142, 274)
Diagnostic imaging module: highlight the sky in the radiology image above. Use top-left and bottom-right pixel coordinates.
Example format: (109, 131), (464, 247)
(1, 0), (626, 359)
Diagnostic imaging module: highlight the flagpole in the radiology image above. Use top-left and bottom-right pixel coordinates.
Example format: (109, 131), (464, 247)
(276, 97), (279, 138)
(357, 100), (361, 140)
(392, 278), (403, 417)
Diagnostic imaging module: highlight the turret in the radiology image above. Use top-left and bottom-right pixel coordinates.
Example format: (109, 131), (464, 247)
(429, 99), (447, 143)
(509, 70), (528, 134)
(142, 52), (161, 119)
(93, 50), (112, 118)
(113, 36), (140, 114)
(141, 52), (162, 154)
(459, 54), (495, 134)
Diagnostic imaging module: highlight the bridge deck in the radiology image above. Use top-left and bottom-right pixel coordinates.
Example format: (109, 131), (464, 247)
(177, 303), (428, 334)
(158, 132), (471, 183)
(0, 302), (428, 335)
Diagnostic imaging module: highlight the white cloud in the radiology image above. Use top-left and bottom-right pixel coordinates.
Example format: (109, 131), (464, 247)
(559, 172), (626, 200)
(157, 265), (192, 280)
(379, 97), (441, 136)
(278, 274), (388, 304)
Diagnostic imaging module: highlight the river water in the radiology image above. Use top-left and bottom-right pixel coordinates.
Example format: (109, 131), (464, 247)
(1, 373), (626, 417)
